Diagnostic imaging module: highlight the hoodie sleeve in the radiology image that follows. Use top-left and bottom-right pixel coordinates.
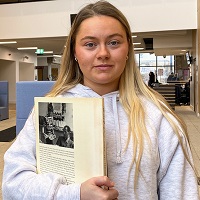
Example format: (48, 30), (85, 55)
(157, 116), (199, 200)
(2, 110), (81, 200)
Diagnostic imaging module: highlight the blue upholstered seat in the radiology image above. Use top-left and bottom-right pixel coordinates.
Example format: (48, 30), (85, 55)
(16, 81), (55, 135)
(0, 81), (9, 121)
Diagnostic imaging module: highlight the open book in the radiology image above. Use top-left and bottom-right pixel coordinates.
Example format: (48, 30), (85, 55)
(34, 97), (106, 184)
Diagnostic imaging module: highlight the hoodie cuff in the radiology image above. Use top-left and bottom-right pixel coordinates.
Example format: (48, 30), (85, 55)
(55, 183), (81, 200)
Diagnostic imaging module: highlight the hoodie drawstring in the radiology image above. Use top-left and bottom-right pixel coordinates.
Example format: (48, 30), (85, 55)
(112, 94), (123, 164)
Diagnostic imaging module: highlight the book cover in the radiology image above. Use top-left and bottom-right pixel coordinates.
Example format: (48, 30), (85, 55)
(34, 97), (106, 184)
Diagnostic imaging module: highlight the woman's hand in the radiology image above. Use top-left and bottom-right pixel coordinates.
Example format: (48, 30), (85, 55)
(80, 176), (119, 200)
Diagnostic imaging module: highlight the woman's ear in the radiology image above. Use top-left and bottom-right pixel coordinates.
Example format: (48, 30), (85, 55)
(74, 53), (78, 62)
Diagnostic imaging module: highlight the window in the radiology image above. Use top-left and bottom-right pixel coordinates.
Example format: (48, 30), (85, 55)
(140, 53), (156, 67)
(138, 53), (155, 84)
(157, 56), (174, 83)
(138, 53), (174, 84)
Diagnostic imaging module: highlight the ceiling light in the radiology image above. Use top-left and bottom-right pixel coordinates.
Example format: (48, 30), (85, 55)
(133, 42), (141, 45)
(134, 47), (144, 50)
(18, 47), (38, 50)
(35, 50), (53, 55)
(132, 35), (137, 38)
(53, 54), (62, 58)
(0, 41), (17, 44)
(43, 51), (53, 54)
(181, 49), (187, 52)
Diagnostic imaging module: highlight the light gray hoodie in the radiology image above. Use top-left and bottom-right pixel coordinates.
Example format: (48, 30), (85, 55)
(2, 84), (199, 199)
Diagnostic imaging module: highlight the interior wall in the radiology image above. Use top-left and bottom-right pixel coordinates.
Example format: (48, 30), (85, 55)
(37, 57), (47, 66)
(0, 0), (197, 40)
(0, 59), (16, 103)
(175, 55), (188, 71)
(0, 46), (37, 81)
(19, 62), (35, 81)
(0, 46), (37, 103)
(0, 46), (37, 64)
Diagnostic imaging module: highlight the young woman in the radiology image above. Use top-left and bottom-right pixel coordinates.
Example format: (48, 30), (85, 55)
(3, 1), (199, 199)
(56, 125), (74, 148)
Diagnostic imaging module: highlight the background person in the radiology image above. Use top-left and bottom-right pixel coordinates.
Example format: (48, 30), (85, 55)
(56, 125), (74, 148)
(148, 71), (155, 87)
(2, 1), (199, 199)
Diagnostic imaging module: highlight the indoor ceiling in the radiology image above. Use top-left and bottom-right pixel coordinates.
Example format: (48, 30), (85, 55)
(0, 36), (67, 56)
(132, 30), (193, 56)
(0, 29), (193, 57)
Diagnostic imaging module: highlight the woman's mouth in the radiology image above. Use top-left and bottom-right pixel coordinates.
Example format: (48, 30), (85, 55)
(95, 64), (113, 70)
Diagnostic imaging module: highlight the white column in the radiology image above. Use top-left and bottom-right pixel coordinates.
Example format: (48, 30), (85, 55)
(48, 63), (52, 81)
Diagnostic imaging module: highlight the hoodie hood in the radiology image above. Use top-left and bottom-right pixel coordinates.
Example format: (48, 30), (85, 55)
(63, 83), (117, 98)
(62, 84), (123, 164)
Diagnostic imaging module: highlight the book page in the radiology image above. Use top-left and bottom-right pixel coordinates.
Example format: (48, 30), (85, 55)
(35, 97), (106, 184)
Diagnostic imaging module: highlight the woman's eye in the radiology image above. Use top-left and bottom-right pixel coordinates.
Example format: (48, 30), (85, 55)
(85, 42), (96, 48)
(108, 40), (119, 46)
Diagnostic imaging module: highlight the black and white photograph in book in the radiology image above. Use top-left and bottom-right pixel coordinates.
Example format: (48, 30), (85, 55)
(38, 102), (74, 149)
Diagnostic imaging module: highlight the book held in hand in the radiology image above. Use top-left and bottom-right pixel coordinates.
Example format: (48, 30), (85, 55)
(34, 97), (106, 184)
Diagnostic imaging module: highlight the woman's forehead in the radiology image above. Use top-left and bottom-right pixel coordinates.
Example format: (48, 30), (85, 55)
(76, 15), (126, 38)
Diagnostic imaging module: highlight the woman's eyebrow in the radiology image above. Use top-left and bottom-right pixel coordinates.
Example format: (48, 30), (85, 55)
(80, 36), (96, 41)
(107, 33), (124, 39)
(80, 33), (124, 41)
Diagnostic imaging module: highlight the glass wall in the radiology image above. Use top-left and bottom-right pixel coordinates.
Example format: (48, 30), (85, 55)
(135, 53), (175, 84)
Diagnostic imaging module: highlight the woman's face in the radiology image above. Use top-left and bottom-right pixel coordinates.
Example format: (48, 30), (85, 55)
(74, 15), (129, 95)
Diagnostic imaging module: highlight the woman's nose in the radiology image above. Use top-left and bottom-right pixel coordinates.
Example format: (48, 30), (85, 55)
(96, 45), (110, 59)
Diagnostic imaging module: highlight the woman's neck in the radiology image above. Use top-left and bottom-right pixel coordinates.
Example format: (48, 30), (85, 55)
(83, 82), (119, 96)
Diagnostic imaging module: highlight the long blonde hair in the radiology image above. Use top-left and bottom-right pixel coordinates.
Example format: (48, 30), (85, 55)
(48, 0), (197, 186)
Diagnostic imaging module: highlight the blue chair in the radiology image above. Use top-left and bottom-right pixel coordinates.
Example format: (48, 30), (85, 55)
(0, 81), (9, 121)
(16, 81), (55, 135)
